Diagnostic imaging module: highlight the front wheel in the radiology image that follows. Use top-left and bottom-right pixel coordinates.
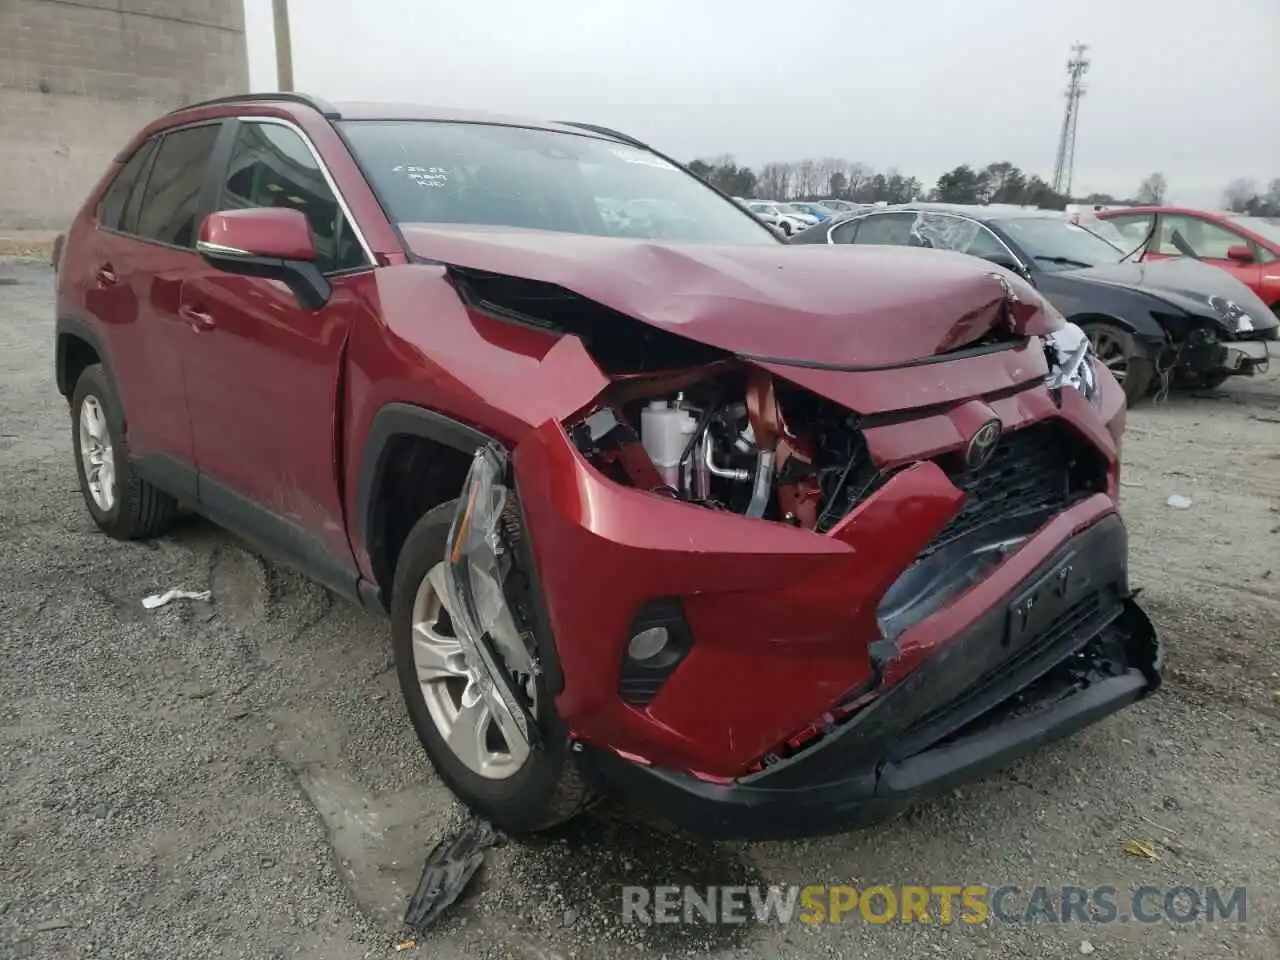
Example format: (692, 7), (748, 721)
(1081, 322), (1155, 406)
(390, 501), (594, 835)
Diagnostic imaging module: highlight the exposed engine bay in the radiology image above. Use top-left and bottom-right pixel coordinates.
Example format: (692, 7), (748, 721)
(567, 323), (1102, 534)
(568, 366), (883, 532)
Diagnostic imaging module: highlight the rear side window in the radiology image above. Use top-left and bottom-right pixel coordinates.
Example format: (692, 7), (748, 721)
(850, 213), (916, 246)
(134, 123), (222, 248)
(97, 140), (156, 231)
(218, 121), (366, 274)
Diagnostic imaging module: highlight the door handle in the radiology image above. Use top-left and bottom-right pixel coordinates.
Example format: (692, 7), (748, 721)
(178, 304), (216, 331)
(94, 264), (118, 287)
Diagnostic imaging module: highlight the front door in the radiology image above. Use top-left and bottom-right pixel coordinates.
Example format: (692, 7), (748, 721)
(180, 118), (373, 587)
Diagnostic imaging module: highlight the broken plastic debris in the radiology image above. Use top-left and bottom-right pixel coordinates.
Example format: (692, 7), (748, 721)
(393, 939), (420, 951)
(1165, 494), (1193, 510)
(1079, 940), (1096, 955)
(403, 818), (498, 932)
(142, 588), (212, 609)
(1122, 838), (1160, 860)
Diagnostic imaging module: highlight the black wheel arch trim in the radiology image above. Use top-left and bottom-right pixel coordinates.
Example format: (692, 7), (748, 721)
(355, 403), (492, 572)
(354, 403), (565, 693)
(55, 314), (112, 398)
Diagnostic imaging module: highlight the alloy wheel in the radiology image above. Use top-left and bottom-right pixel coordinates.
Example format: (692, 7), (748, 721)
(78, 395), (116, 511)
(1087, 328), (1129, 383)
(410, 563), (533, 780)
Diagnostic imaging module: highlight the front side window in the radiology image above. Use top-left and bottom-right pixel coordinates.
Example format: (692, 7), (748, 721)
(339, 120), (778, 245)
(1157, 215), (1248, 260)
(134, 123), (222, 248)
(220, 121), (366, 274)
(97, 139), (156, 232)
(909, 213), (1007, 258)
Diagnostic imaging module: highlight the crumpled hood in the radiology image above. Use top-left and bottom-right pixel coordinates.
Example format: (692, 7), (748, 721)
(1073, 257), (1278, 331)
(401, 225), (1056, 368)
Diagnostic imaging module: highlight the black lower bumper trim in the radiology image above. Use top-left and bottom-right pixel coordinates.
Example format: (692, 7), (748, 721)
(579, 521), (1161, 841)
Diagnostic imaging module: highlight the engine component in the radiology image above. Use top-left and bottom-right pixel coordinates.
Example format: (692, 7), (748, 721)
(640, 400), (699, 490)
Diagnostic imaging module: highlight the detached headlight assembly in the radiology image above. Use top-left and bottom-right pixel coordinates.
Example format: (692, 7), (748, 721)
(1043, 322), (1102, 409)
(443, 443), (539, 747)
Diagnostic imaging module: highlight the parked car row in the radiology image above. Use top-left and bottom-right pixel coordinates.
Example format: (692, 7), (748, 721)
(790, 202), (1278, 402)
(734, 197), (879, 235)
(52, 95), (1162, 841)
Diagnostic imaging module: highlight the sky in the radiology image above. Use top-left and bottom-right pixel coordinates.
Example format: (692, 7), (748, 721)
(242, 0), (1279, 209)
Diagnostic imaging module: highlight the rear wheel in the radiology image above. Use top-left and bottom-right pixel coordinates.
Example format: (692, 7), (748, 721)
(1082, 322), (1154, 405)
(390, 501), (593, 835)
(71, 364), (177, 540)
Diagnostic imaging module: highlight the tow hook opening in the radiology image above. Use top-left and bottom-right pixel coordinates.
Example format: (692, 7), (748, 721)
(444, 443), (546, 751)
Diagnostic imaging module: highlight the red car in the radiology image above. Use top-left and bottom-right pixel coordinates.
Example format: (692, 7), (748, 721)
(53, 94), (1160, 840)
(1097, 205), (1280, 315)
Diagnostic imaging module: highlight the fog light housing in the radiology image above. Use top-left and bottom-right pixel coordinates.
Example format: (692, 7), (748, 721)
(618, 599), (693, 705)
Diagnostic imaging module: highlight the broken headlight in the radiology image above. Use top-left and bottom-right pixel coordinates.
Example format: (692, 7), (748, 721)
(1208, 295), (1254, 334)
(1043, 322), (1101, 409)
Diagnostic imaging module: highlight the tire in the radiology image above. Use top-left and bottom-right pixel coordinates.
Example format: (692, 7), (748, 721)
(390, 501), (594, 835)
(70, 363), (177, 540)
(1081, 322), (1155, 406)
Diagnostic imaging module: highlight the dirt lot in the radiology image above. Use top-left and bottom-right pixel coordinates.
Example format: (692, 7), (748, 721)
(2, 258), (1278, 959)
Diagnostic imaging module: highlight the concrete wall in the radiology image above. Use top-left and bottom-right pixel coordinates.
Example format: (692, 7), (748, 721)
(0, 0), (249, 229)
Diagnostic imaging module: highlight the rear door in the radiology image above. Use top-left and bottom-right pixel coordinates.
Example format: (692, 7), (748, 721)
(84, 122), (225, 488)
(179, 117), (373, 584)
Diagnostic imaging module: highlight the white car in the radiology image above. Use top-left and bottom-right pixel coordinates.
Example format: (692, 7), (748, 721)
(745, 201), (809, 236)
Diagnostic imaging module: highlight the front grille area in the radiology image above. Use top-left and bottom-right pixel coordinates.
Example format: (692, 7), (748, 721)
(918, 420), (1108, 559)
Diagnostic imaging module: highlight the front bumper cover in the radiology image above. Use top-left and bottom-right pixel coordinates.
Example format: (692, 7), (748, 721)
(577, 512), (1161, 841)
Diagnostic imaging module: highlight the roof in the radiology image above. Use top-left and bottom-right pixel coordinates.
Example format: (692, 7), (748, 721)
(166, 92), (631, 142)
(821, 202), (1063, 229)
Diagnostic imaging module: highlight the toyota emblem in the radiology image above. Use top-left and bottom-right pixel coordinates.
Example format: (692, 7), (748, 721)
(965, 419), (1002, 470)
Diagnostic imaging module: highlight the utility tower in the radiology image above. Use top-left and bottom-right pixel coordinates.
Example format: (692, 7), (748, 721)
(1051, 42), (1090, 197)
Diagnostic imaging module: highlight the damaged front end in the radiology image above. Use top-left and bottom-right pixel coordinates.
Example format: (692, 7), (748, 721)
(428, 244), (1159, 839)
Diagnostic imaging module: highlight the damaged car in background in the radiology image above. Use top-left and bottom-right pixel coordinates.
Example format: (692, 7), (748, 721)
(791, 203), (1279, 403)
(54, 94), (1160, 841)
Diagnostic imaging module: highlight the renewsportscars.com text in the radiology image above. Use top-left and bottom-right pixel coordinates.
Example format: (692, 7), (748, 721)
(621, 884), (1247, 926)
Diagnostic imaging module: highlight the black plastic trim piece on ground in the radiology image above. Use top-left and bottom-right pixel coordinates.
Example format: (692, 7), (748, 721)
(403, 818), (499, 932)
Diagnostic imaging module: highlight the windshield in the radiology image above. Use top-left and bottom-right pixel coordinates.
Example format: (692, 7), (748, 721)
(1229, 215), (1280, 245)
(991, 216), (1123, 270)
(339, 120), (778, 245)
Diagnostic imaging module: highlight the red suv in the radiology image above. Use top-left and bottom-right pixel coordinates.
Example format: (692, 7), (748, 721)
(53, 94), (1160, 840)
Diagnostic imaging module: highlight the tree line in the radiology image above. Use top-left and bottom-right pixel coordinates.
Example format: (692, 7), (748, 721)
(685, 156), (1280, 216)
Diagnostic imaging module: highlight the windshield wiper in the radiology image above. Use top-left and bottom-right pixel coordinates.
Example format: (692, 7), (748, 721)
(1034, 255), (1094, 269)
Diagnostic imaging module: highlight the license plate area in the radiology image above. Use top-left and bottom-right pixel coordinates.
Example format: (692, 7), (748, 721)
(1006, 551), (1082, 649)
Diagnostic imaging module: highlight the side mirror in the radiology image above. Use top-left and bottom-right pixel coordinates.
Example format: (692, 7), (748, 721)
(1226, 244), (1255, 263)
(196, 208), (331, 310)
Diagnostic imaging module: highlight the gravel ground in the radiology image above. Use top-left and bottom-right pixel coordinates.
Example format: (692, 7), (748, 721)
(2, 258), (1278, 959)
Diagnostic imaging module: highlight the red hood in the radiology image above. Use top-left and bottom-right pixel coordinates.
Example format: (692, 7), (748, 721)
(401, 225), (1058, 368)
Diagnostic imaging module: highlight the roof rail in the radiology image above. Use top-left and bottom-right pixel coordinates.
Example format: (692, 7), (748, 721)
(557, 121), (648, 150)
(166, 92), (341, 120)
